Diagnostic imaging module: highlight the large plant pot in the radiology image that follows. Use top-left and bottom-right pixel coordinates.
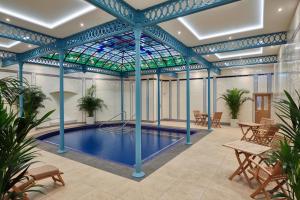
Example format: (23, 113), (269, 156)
(86, 116), (95, 125)
(230, 119), (239, 128)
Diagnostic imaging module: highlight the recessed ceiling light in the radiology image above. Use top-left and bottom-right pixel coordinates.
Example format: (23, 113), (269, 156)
(0, 41), (20, 48)
(215, 48), (263, 59)
(178, 0), (264, 40)
(0, 4), (95, 29)
(177, 31), (181, 35)
(278, 8), (283, 12)
(80, 23), (84, 27)
(229, 36), (232, 40)
(5, 18), (10, 22)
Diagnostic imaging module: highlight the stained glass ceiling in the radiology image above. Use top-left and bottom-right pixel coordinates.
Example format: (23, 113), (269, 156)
(43, 32), (195, 72)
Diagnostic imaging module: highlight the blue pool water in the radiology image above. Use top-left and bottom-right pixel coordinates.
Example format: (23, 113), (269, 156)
(39, 126), (184, 166)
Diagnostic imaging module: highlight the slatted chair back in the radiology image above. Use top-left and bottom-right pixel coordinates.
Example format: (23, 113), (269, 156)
(260, 118), (275, 130)
(211, 112), (223, 128)
(193, 110), (201, 125)
(269, 134), (284, 149)
(253, 124), (280, 146)
(193, 110), (200, 117)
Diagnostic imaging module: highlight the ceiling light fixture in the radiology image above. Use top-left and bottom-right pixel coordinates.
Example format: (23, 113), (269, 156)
(177, 31), (181, 35)
(0, 3), (96, 29)
(215, 47), (263, 59)
(278, 8), (283, 12)
(178, 0), (264, 40)
(0, 41), (20, 48)
(229, 36), (232, 40)
(80, 23), (84, 27)
(5, 18), (10, 22)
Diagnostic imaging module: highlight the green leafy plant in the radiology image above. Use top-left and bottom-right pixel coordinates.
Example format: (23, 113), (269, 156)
(220, 88), (252, 119)
(21, 86), (50, 118)
(0, 77), (26, 107)
(0, 77), (54, 199)
(271, 90), (300, 200)
(78, 85), (107, 117)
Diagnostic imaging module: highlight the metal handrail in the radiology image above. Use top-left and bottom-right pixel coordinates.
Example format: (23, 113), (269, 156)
(121, 113), (135, 129)
(97, 111), (126, 128)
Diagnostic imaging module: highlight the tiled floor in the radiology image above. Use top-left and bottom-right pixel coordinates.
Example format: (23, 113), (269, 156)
(28, 122), (257, 200)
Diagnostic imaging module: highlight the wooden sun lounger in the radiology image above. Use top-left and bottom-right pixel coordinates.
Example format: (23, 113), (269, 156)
(10, 176), (35, 200)
(28, 165), (65, 186)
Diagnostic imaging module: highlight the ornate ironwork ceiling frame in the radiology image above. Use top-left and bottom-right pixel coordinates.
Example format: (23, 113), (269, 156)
(193, 32), (287, 55)
(212, 55), (278, 68)
(0, 0), (281, 76)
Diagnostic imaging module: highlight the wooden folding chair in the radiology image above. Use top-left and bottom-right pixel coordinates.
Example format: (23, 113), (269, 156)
(252, 124), (279, 146)
(210, 112), (223, 128)
(248, 160), (288, 200)
(259, 118), (275, 131)
(193, 110), (201, 125)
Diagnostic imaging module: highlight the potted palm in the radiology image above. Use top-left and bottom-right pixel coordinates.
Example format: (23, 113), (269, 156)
(22, 86), (49, 118)
(220, 88), (252, 127)
(0, 77), (54, 199)
(78, 85), (107, 124)
(271, 90), (300, 200)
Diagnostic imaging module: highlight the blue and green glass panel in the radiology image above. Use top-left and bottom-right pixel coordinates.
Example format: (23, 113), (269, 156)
(42, 32), (188, 72)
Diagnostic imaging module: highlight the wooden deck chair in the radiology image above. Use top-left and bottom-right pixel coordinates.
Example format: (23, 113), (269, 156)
(28, 165), (65, 186)
(211, 112), (222, 128)
(252, 124), (279, 146)
(248, 160), (288, 200)
(193, 110), (201, 125)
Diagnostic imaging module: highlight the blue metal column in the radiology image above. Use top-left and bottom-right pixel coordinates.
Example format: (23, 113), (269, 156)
(213, 76), (217, 113)
(18, 62), (24, 117)
(132, 26), (145, 178)
(157, 73), (161, 127)
(58, 50), (66, 154)
(169, 80), (172, 119)
(203, 78), (207, 113)
(207, 69), (212, 131)
(177, 78), (180, 120)
(146, 78), (150, 121)
(121, 76), (124, 122)
(186, 58), (191, 145)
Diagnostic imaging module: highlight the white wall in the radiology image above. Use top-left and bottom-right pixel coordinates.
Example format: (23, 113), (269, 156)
(3, 64), (123, 125)
(1, 62), (275, 125)
(216, 76), (253, 123)
(160, 65), (274, 123)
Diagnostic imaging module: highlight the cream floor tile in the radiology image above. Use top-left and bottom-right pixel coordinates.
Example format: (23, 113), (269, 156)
(27, 122), (257, 200)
